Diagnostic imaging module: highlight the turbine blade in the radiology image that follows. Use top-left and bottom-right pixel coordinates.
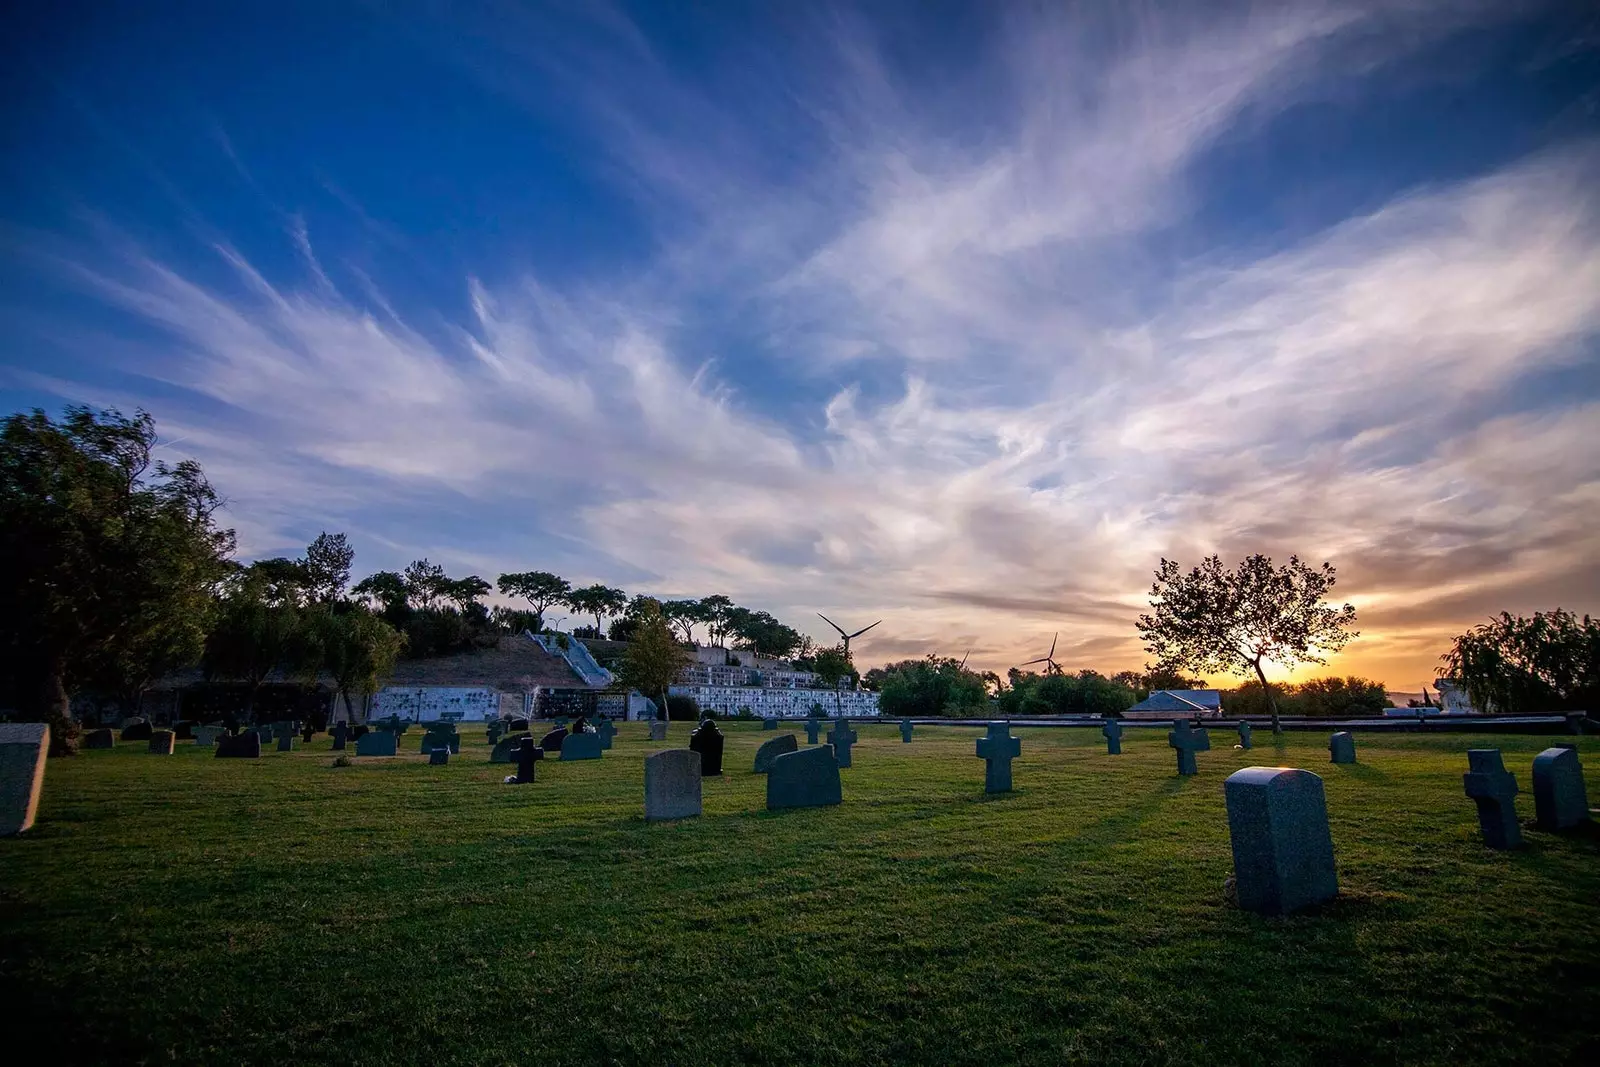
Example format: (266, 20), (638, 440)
(1048, 632), (1057, 658)
(846, 619), (884, 639)
(817, 612), (847, 637)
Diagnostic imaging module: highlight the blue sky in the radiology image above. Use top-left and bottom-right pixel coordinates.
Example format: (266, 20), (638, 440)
(3, 1), (1597, 686)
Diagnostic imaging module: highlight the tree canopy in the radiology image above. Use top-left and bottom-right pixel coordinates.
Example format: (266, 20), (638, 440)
(615, 602), (690, 719)
(868, 656), (989, 718)
(1136, 554), (1357, 730)
(1442, 609), (1599, 714)
(495, 570), (570, 632)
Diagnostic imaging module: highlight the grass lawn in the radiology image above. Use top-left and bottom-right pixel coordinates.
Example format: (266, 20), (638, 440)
(2, 723), (1597, 1066)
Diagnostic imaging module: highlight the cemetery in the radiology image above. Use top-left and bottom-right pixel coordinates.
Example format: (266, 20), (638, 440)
(1, 719), (1595, 1065)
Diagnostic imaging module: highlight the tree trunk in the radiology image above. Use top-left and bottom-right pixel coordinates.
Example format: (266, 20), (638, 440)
(1253, 660), (1281, 733)
(32, 659), (78, 757)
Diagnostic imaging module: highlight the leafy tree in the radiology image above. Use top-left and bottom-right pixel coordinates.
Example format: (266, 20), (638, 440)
(202, 569), (301, 720)
(1294, 676), (1390, 717)
(615, 602), (690, 721)
(1442, 609), (1599, 714)
(873, 656), (989, 718)
(403, 559), (449, 610)
(302, 532), (354, 604)
(726, 609), (803, 659)
(810, 644), (857, 716)
(440, 574), (491, 613)
(352, 570), (408, 620)
(662, 599), (708, 644)
(250, 556), (312, 605)
(0, 407), (234, 753)
(495, 570), (570, 632)
(998, 670), (1135, 718)
(313, 606), (405, 722)
(699, 594), (734, 645)
(1136, 554), (1358, 732)
(566, 584), (628, 635)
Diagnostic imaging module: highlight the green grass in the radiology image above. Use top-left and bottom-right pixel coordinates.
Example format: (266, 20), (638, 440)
(3, 724), (1597, 1066)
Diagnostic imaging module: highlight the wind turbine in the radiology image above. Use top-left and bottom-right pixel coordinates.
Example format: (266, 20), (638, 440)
(817, 613), (882, 662)
(1019, 633), (1064, 676)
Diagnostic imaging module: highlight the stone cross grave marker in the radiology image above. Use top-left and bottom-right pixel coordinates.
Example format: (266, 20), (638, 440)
(645, 749), (702, 821)
(1224, 767), (1338, 915)
(1237, 721), (1253, 750)
(486, 720), (503, 746)
(597, 717), (616, 751)
(1102, 718), (1123, 755)
(766, 745), (842, 811)
(827, 719), (858, 769)
(300, 721), (314, 744)
(1463, 749), (1522, 849)
(1168, 720), (1211, 776)
(1532, 746), (1590, 831)
(0, 723), (49, 836)
(331, 722), (349, 751)
(504, 735), (543, 784)
(1329, 732), (1356, 764)
(689, 718), (725, 776)
(754, 733), (798, 774)
(805, 718), (821, 745)
(900, 719), (914, 743)
(975, 722), (1022, 793)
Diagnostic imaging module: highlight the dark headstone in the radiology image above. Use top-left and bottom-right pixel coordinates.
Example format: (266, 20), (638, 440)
(486, 720), (504, 746)
(900, 719), (914, 743)
(429, 747), (449, 766)
(560, 732), (603, 761)
(355, 731), (398, 757)
(1102, 718), (1122, 756)
(353, 724), (369, 740)
(508, 718), (529, 732)
(331, 722), (349, 751)
(1168, 720), (1210, 776)
(85, 729), (115, 750)
(645, 750), (702, 821)
(1224, 767), (1338, 915)
(805, 718), (821, 745)
(763, 717), (778, 731)
(1237, 722), (1253, 750)
(1532, 746), (1589, 831)
(490, 736), (520, 763)
(505, 736), (543, 784)
(766, 745), (842, 811)
(121, 719), (153, 742)
(1329, 732), (1356, 764)
(301, 722), (315, 744)
(754, 733), (798, 774)
(214, 732), (262, 759)
(277, 734), (294, 753)
(597, 718), (616, 751)
(688, 719), (725, 776)
(975, 722), (1021, 793)
(827, 719), (858, 769)
(540, 727), (568, 754)
(421, 725), (460, 755)
(649, 720), (668, 741)
(148, 730), (175, 755)
(0, 723), (49, 836)
(193, 725), (223, 747)
(1463, 749), (1522, 849)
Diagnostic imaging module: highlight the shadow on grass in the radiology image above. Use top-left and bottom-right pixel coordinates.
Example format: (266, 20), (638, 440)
(1332, 762), (1392, 783)
(1069, 777), (1189, 848)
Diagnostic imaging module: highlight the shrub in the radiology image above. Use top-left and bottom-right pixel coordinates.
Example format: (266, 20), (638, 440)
(665, 694), (700, 721)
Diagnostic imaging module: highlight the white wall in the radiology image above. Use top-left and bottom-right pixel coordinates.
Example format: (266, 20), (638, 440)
(669, 685), (880, 718)
(369, 686), (500, 722)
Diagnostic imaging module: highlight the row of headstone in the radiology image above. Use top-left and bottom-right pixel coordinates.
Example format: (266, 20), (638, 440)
(1463, 746), (1592, 848)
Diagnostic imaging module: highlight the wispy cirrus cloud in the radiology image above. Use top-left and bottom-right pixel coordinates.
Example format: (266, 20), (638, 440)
(4, 0), (1597, 686)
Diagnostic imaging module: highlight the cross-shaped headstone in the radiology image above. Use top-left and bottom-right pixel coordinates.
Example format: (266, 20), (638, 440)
(1236, 721), (1253, 750)
(596, 717), (616, 750)
(486, 720), (503, 746)
(805, 718), (821, 745)
(1168, 719), (1211, 776)
(975, 722), (1021, 793)
(900, 719), (914, 743)
(331, 721), (349, 751)
(827, 718), (858, 768)
(1102, 718), (1123, 755)
(505, 735), (543, 785)
(1463, 749), (1522, 849)
(300, 721), (314, 743)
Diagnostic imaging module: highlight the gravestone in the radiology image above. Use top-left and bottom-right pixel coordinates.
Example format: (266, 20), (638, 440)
(486, 720), (503, 746)
(421, 726), (460, 755)
(754, 733), (798, 774)
(0, 723), (49, 836)
(689, 719), (725, 776)
(1237, 722), (1253, 750)
(827, 719), (858, 769)
(763, 717), (778, 731)
(174, 721), (195, 741)
(1329, 732), (1357, 764)
(561, 732), (603, 761)
(766, 746), (842, 811)
(540, 727), (568, 754)
(193, 725), (223, 747)
(214, 732), (261, 759)
(805, 718), (821, 745)
(353, 724), (369, 740)
(149, 731), (176, 755)
(277, 734), (294, 753)
(1102, 718), (1123, 756)
(649, 720), (668, 742)
(1463, 749), (1522, 850)
(1532, 746), (1590, 831)
(504, 736), (543, 784)
(331, 722), (349, 751)
(900, 719), (914, 743)
(429, 747), (449, 766)
(1224, 767), (1339, 915)
(121, 719), (152, 742)
(355, 731), (398, 757)
(255, 726), (274, 743)
(1168, 720), (1211, 776)
(975, 722), (1022, 794)
(490, 735), (521, 763)
(645, 749), (703, 822)
(508, 718), (528, 732)
(85, 729), (115, 750)
(273, 721), (296, 742)
(597, 717), (616, 751)
(300, 722), (314, 744)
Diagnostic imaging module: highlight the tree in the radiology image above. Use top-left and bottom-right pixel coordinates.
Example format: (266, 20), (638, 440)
(403, 559), (449, 610)
(1136, 554), (1357, 732)
(566, 584), (628, 634)
(810, 644), (856, 716)
(615, 602), (690, 722)
(1294, 676), (1390, 717)
(662, 599), (708, 644)
(314, 606), (405, 722)
(302, 532), (354, 604)
(353, 570), (408, 620)
(440, 574), (491, 613)
(1442, 609), (1599, 714)
(0, 407), (234, 753)
(726, 609), (803, 659)
(700, 594), (734, 645)
(495, 570), (570, 632)
(874, 656), (988, 718)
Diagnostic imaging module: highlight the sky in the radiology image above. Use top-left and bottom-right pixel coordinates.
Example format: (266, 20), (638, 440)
(2, 1), (1598, 690)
